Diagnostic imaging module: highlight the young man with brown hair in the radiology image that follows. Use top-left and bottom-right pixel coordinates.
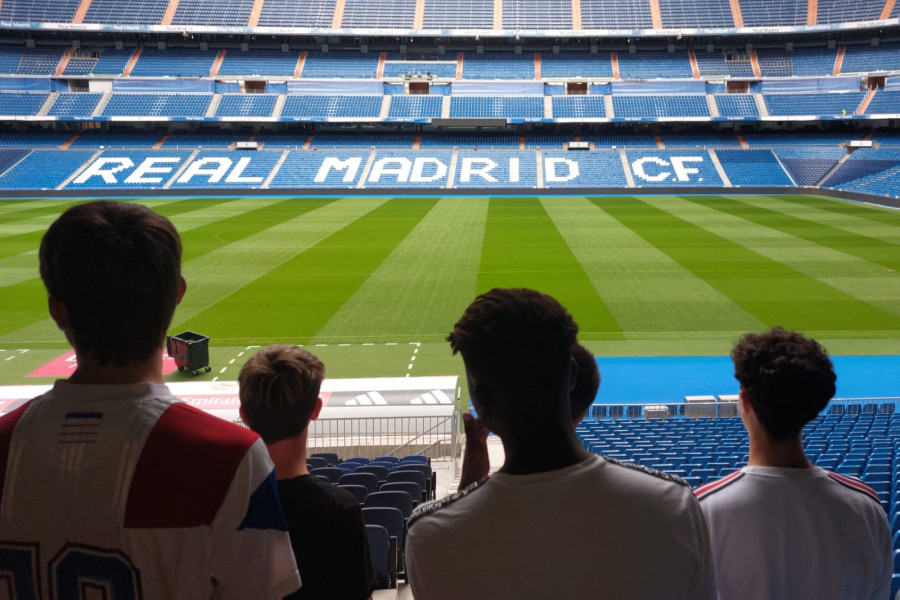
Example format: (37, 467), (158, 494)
(696, 327), (891, 600)
(0, 200), (300, 599)
(239, 344), (375, 600)
(406, 288), (715, 600)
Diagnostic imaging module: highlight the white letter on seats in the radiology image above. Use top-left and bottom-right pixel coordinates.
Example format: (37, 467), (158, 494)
(671, 156), (703, 182)
(545, 158), (579, 182)
(509, 157), (520, 183)
(315, 157), (362, 183)
(632, 157), (670, 182)
(411, 157), (447, 183)
(124, 157), (181, 184)
(225, 157), (264, 184)
(369, 157), (411, 183)
(73, 158), (134, 184)
(460, 158), (498, 183)
(177, 158), (232, 184)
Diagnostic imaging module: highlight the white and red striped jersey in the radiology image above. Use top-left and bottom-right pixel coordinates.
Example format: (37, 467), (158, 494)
(0, 380), (301, 600)
(696, 466), (891, 600)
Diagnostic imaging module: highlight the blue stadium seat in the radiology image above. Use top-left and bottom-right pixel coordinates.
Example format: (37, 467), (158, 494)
(338, 484), (369, 504)
(423, 0), (492, 27)
(258, 0), (336, 27)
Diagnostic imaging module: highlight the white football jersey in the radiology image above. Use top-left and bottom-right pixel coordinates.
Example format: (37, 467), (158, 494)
(0, 380), (301, 600)
(696, 466), (891, 600)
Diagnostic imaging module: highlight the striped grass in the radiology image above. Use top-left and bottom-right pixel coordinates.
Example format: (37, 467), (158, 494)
(1, 194), (900, 380)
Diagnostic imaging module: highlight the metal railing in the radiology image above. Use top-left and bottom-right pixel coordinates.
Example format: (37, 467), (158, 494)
(307, 413), (461, 465)
(588, 397), (900, 420)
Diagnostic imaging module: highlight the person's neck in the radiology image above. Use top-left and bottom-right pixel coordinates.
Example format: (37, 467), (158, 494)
(747, 433), (813, 469)
(498, 425), (590, 476)
(266, 434), (310, 480)
(67, 350), (164, 385)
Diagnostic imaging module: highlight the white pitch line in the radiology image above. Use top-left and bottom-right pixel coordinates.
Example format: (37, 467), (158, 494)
(339, 343), (351, 347)
(408, 364), (413, 369)
(315, 344), (328, 347)
(219, 367), (227, 374)
(228, 359), (235, 365)
(212, 376), (218, 382)
(362, 343), (374, 346)
(386, 343), (397, 346)
(5, 356), (14, 361)
(411, 356), (416, 361)
(237, 352), (245, 357)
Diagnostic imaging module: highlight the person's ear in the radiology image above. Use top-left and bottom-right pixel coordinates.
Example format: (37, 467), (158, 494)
(738, 389), (753, 417)
(471, 381), (493, 422)
(310, 396), (324, 421)
(175, 276), (187, 305)
(48, 297), (70, 331)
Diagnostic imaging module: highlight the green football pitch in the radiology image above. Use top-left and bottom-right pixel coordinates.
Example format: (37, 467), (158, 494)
(2, 193), (900, 386)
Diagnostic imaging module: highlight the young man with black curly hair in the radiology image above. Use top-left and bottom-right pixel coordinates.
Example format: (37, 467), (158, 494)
(696, 326), (891, 600)
(406, 288), (715, 600)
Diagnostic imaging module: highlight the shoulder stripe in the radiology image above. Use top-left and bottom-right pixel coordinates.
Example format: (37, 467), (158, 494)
(827, 472), (882, 505)
(694, 471), (744, 501)
(603, 456), (690, 488)
(125, 403), (260, 528)
(408, 477), (488, 528)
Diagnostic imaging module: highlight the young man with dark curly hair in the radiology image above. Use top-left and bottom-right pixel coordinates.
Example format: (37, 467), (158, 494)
(457, 342), (601, 488)
(406, 288), (715, 600)
(696, 327), (891, 600)
(238, 345), (375, 600)
(0, 201), (301, 599)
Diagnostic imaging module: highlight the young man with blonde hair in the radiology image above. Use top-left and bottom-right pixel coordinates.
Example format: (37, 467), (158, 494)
(239, 344), (375, 600)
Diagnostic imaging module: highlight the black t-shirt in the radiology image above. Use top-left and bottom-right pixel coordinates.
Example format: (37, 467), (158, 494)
(278, 475), (376, 600)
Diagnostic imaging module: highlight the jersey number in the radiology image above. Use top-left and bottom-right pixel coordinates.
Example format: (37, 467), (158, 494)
(0, 543), (141, 600)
